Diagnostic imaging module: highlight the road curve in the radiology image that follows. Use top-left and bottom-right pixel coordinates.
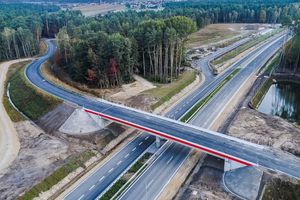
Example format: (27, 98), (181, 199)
(25, 34), (300, 200)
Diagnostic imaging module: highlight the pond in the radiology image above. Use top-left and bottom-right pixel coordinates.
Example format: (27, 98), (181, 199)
(258, 81), (300, 126)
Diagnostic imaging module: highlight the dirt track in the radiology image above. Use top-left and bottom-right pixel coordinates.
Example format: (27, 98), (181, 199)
(0, 58), (31, 175)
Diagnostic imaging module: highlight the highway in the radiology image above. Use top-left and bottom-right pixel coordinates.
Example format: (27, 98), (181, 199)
(118, 33), (297, 200)
(25, 33), (300, 200)
(31, 36), (251, 200)
(59, 36), (252, 200)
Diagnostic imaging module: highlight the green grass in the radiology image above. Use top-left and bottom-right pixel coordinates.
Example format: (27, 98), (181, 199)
(19, 150), (96, 200)
(100, 153), (152, 200)
(212, 29), (283, 66)
(250, 78), (273, 109)
(145, 70), (197, 110)
(181, 68), (241, 122)
(9, 65), (61, 120)
(264, 54), (281, 75)
(2, 61), (30, 122)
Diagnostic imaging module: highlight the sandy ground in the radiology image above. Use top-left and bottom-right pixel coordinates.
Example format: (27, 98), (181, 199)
(221, 74), (300, 155)
(0, 120), (81, 200)
(110, 75), (156, 102)
(0, 58), (31, 175)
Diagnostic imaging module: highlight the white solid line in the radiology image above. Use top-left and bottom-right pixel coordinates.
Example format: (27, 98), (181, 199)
(89, 185), (95, 191)
(108, 168), (114, 173)
(132, 147), (136, 152)
(99, 176), (105, 182)
(117, 160), (122, 165)
(139, 142), (143, 146)
(125, 153), (129, 158)
(78, 194), (84, 200)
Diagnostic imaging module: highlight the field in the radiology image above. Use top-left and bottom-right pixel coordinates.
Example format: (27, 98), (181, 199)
(187, 23), (259, 48)
(72, 3), (125, 17)
(144, 70), (197, 110)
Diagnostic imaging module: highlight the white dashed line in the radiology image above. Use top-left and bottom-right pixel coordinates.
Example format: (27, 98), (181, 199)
(108, 168), (114, 173)
(78, 194), (84, 200)
(167, 156), (174, 164)
(89, 185), (95, 191)
(148, 179), (154, 186)
(99, 176), (105, 182)
(145, 136), (149, 140)
(125, 153), (129, 158)
(132, 147), (136, 152)
(139, 142), (143, 146)
(117, 160), (122, 165)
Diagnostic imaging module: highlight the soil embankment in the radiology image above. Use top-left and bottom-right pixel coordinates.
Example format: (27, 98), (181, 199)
(0, 58), (31, 175)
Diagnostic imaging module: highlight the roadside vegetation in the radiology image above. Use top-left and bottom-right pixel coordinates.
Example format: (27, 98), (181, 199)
(181, 68), (241, 122)
(263, 179), (300, 200)
(8, 65), (61, 120)
(212, 29), (282, 66)
(100, 153), (152, 200)
(144, 70), (196, 110)
(3, 61), (29, 122)
(18, 150), (96, 200)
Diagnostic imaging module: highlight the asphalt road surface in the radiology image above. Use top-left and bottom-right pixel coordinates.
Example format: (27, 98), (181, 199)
(118, 33), (299, 200)
(25, 33), (300, 200)
(60, 36), (252, 200)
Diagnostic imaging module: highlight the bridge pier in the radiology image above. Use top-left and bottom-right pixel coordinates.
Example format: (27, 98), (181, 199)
(156, 136), (162, 148)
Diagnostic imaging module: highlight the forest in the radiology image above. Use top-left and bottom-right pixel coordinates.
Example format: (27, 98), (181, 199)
(55, 1), (300, 87)
(0, 4), (85, 60)
(1, 0), (300, 88)
(278, 20), (300, 74)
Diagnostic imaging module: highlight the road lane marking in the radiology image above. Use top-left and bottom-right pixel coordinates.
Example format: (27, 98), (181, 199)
(117, 160), (122, 165)
(139, 142), (143, 146)
(108, 168), (114, 173)
(99, 176), (105, 182)
(89, 185), (95, 191)
(167, 156), (174, 164)
(132, 147), (136, 152)
(145, 136), (149, 140)
(125, 153), (129, 158)
(148, 179), (154, 187)
(78, 194), (84, 200)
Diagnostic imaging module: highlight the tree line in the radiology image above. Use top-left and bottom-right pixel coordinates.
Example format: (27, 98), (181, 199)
(0, 3), (84, 60)
(55, 1), (300, 88)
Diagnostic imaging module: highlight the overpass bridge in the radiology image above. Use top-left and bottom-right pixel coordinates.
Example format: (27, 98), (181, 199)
(26, 39), (300, 182)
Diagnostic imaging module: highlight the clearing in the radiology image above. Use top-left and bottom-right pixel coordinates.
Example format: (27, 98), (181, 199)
(187, 23), (254, 49)
(72, 3), (125, 17)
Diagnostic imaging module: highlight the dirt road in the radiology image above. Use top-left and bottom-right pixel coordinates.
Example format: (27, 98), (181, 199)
(0, 58), (31, 174)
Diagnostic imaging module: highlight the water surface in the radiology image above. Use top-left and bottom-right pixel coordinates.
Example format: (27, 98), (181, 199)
(258, 82), (300, 124)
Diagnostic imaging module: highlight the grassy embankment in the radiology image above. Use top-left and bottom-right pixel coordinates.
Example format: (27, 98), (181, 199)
(3, 61), (29, 122)
(250, 54), (281, 109)
(18, 150), (96, 200)
(181, 67), (241, 122)
(212, 29), (282, 66)
(100, 153), (152, 200)
(8, 65), (61, 120)
(145, 70), (197, 110)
